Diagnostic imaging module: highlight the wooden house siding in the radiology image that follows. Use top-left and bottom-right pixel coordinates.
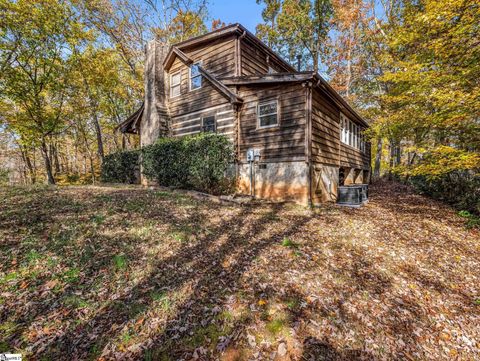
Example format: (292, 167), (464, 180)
(237, 83), (307, 162)
(339, 143), (370, 169)
(170, 103), (235, 140)
(310, 87), (370, 170)
(311, 88), (341, 167)
(240, 39), (290, 76)
(167, 35), (236, 118)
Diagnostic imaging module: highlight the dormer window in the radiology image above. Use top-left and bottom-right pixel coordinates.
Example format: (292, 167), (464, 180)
(170, 71), (181, 98)
(190, 62), (202, 91)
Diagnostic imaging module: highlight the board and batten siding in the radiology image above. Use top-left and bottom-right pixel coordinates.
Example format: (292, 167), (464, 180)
(167, 35), (237, 118)
(237, 83), (307, 162)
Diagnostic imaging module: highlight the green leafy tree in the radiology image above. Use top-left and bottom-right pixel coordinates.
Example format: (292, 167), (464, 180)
(256, 0), (334, 71)
(0, 0), (90, 184)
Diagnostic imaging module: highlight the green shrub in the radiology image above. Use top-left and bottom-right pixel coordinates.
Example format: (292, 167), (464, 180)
(101, 150), (140, 184)
(142, 137), (190, 187)
(142, 133), (235, 194)
(409, 170), (480, 215)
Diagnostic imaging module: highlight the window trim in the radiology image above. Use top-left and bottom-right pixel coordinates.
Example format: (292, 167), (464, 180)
(170, 71), (181, 98)
(189, 61), (202, 92)
(340, 113), (365, 153)
(201, 115), (216, 133)
(257, 99), (279, 129)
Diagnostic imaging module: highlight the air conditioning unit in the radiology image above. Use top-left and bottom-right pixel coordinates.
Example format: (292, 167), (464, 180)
(337, 184), (368, 207)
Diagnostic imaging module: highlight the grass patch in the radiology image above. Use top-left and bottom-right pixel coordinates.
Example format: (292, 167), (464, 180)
(266, 317), (287, 335)
(151, 291), (172, 311)
(62, 267), (80, 283)
(90, 214), (106, 225)
(281, 237), (297, 248)
(113, 254), (127, 271)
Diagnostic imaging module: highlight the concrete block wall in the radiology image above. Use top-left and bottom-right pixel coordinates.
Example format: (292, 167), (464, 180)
(237, 161), (309, 204)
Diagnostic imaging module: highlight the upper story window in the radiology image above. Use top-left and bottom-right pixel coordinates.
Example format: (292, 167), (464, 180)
(170, 71), (181, 98)
(257, 100), (278, 128)
(341, 113), (365, 152)
(190, 62), (202, 91)
(202, 116), (216, 132)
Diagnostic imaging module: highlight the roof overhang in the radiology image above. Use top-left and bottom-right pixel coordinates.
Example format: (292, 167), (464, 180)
(117, 103), (144, 134)
(166, 47), (243, 105)
(220, 72), (368, 127)
(163, 23), (295, 73)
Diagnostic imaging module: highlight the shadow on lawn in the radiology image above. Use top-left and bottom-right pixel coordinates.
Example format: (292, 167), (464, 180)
(18, 191), (311, 359)
(3, 184), (477, 360)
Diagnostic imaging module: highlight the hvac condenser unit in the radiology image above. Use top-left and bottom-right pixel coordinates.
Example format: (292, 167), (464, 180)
(337, 184), (369, 207)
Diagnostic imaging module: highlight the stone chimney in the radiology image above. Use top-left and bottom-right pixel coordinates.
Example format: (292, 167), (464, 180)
(140, 40), (170, 147)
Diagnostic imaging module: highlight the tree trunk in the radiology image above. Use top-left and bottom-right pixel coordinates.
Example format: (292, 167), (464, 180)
(18, 144), (36, 184)
(41, 138), (55, 185)
(82, 75), (105, 163)
(92, 115), (104, 163)
(373, 137), (382, 180)
(52, 142), (61, 174)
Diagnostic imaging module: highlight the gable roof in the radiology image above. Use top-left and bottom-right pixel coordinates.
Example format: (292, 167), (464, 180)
(163, 23), (295, 73)
(170, 47), (243, 104)
(119, 24), (368, 134)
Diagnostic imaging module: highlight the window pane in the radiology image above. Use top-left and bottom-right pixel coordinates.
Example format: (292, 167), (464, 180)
(259, 102), (277, 116)
(191, 75), (202, 90)
(202, 116), (216, 132)
(191, 64), (201, 77)
(259, 114), (277, 127)
(171, 84), (181, 97)
(349, 122), (353, 146)
(171, 73), (181, 85)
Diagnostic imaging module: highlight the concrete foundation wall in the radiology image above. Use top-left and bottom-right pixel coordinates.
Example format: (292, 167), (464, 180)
(238, 161), (309, 204)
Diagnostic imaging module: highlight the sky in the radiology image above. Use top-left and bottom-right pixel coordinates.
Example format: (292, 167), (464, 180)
(208, 0), (263, 32)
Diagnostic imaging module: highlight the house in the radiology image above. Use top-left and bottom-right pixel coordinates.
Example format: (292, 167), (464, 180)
(119, 23), (371, 205)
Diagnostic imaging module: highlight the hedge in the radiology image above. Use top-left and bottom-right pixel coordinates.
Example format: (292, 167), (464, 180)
(101, 150), (140, 184)
(142, 133), (235, 194)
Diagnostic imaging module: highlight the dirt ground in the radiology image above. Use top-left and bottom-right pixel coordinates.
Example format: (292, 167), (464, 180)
(0, 181), (479, 360)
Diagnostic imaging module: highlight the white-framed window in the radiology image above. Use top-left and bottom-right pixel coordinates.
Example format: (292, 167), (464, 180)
(190, 62), (202, 91)
(202, 116), (216, 132)
(257, 100), (278, 128)
(170, 71), (181, 98)
(340, 113), (365, 152)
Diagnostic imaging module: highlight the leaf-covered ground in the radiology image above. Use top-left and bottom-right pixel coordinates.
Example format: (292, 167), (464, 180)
(0, 181), (479, 360)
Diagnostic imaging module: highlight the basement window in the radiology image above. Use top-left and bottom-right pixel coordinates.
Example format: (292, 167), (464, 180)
(257, 100), (278, 128)
(190, 62), (202, 91)
(170, 71), (181, 98)
(202, 116), (216, 132)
